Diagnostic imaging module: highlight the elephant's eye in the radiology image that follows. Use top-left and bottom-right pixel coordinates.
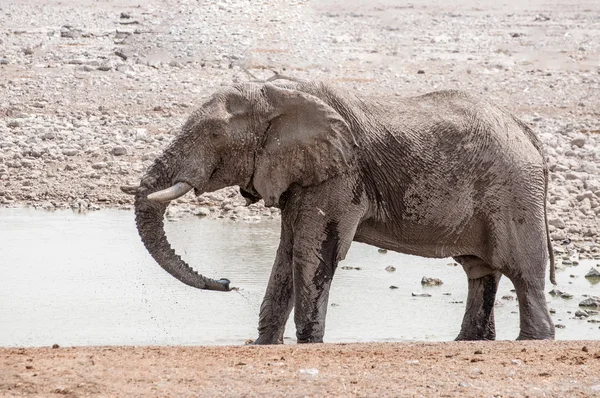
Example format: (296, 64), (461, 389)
(200, 119), (227, 138)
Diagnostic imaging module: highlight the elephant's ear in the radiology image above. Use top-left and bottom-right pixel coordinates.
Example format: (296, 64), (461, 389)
(253, 84), (357, 207)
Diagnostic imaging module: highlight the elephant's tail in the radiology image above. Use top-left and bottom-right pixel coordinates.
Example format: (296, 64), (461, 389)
(543, 166), (556, 285)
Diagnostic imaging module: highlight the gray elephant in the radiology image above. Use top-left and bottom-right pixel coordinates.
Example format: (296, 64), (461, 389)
(121, 80), (555, 343)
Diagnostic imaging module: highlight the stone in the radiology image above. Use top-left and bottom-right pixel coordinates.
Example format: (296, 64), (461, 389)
(585, 268), (600, 278)
(570, 136), (586, 148)
(111, 146), (128, 156)
(193, 207), (211, 217)
(412, 292), (432, 297)
(548, 218), (565, 229)
(421, 277), (443, 286)
(385, 265), (396, 272)
(60, 26), (83, 39)
(91, 162), (107, 169)
(579, 297), (600, 308)
(62, 149), (78, 156)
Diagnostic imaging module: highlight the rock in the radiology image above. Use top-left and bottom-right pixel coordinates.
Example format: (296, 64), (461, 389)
(389, 285), (398, 289)
(62, 149), (78, 156)
(193, 207), (211, 217)
(548, 288), (564, 296)
(340, 266), (361, 271)
(575, 310), (589, 318)
(97, 61), (114, 71)
(570, 136), (586, 148)
(378, 248), (387, 253)
(555, 323), (566, 329)
(60, 26), (83, 39)
(111, 146), (128, 156)
(585, 268), (600, 278)
(385, 265), (396, 272)
(421, 277), (443, 286)
(91, 162), (107, 170)
(412, 292), (432, 297)
(548, 218), (565, 229)
(579, 297), (600, 308)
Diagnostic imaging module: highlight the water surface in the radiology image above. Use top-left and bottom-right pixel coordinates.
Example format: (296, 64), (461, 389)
(0, 208), (598, 347)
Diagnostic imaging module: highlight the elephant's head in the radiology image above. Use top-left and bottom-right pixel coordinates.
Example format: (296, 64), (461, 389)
(121, 82), (357, 291)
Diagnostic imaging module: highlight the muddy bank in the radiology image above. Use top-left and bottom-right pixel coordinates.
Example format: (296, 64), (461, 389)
(0, 0), (599, 251)
(1, 341), (600, 397)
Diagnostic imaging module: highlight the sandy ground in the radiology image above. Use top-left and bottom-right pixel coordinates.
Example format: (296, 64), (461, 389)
(1, 341), (600, 397)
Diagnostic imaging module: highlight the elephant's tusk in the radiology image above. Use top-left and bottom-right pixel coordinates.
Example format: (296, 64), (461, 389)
(120, 184), (140, 195)
(147, 182), (193, 202)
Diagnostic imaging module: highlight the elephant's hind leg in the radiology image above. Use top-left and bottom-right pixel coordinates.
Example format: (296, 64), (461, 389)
(493, 220), (555, 340)
(454, 255), (501, 341)
(505, 267), (554, 340)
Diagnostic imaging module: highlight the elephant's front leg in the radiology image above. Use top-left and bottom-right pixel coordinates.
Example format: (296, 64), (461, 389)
(254, 217), (294, 345)
(291, 201), (363, 343)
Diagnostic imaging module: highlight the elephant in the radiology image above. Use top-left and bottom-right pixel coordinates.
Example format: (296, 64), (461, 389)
(121, 80), (556, 343)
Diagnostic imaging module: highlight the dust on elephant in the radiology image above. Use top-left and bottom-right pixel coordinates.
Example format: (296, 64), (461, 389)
(121, 81), (556, 343)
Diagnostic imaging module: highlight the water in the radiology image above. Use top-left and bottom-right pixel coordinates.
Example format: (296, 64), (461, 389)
(0, 208), (598, 347)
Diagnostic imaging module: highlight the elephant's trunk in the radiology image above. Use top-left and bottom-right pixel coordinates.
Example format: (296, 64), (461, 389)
(133, 167), (230, 292)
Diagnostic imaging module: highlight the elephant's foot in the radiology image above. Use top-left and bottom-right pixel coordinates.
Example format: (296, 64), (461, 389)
(455, 329), (495, 341)
(516, 331), (554, 341)
(251, 336), (283, 345)
(296, 335), (324, 344)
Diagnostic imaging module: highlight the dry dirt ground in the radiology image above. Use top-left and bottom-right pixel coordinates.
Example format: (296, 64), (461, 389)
(1, 341), (600, 397)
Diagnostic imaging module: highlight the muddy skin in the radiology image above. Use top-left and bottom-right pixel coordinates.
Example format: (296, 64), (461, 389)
(125, 81), (555, 344)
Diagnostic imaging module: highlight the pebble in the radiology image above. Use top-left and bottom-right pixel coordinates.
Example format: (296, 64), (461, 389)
(412, 292), (432, 297)
(585, 268), (600, 278)
(579, 297), (600, 308)
(421, 277), (443, 286)
(111, 146), (128, 156)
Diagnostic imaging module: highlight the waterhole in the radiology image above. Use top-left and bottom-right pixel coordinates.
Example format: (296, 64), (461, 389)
(0, 208), (597, 346)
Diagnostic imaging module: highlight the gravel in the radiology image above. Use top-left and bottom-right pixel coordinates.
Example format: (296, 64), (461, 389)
(0, 0), (598, 254)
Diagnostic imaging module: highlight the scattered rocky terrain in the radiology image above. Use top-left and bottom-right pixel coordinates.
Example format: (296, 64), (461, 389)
(0, 0), (598, 257)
